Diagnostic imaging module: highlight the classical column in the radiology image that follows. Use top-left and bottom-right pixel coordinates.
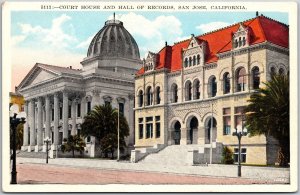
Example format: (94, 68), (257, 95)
(71, 99), (77, 136)
(35, 97), (43, 152)
(22, 101), (29, 150)
(91, 90), (100, 108)
(53, 93), (59, 146)
(28, 99), (36, 152)
(45, 95), (51, 138)
(81, 97), (86, 118)
(43, 95), (51, 152)
(63, 91), (69, 140)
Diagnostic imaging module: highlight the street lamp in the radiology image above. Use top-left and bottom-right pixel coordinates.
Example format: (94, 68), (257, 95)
(10, 104), (26, 184)
(232, 114), (248, 177)
(44, 137), (51, 164)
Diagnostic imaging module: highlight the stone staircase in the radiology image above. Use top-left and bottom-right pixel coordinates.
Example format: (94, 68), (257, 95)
(17, 150), (46, 159)
(139, 145), (204, 166)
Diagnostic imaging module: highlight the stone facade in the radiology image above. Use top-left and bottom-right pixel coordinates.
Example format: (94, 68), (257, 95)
(18, 19), (142, 157)
(133, 15), (289, 165)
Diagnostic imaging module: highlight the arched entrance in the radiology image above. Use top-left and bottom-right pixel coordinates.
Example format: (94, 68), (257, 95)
(205, 117), (217, 144)
(189, 116), (198, 144)
(174, 121), (181, 145)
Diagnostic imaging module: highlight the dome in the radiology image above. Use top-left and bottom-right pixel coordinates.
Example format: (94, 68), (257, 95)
(87, 19), (140, 60)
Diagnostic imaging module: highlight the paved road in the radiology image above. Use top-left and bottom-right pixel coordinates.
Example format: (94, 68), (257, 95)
(17, 163), (275, 185)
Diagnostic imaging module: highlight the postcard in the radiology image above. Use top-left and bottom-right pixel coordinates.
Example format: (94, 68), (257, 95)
(2, 1), (298, 192)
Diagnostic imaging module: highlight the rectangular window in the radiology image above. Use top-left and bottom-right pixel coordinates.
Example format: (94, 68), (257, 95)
(119, 103), (124, 115)
(59, 107), (62, 120)
(234, 107), (246, 130)
(77, 129), (81, 136)
(68, 130), (71, 138)
(68, 105), (71, 118)
(138, 118), (143, 139)
(52, 108), (54, 121)
(146, 117), (153, 139)
(155, 116), (161, 138)
(223, 108), (231, 135)
(77, 103), (81, 117)
(59, 132), (63, 144)
(234, 148), (247, 163)
(87, 102), (91, 113)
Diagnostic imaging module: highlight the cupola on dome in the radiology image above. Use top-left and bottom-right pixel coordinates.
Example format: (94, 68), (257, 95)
(87, 18), (140, 60)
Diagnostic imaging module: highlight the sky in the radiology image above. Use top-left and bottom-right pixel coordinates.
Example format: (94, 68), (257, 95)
(10, 11), (288, 92)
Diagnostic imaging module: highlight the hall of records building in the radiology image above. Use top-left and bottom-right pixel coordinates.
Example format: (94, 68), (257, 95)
(132, 14), (289, 165)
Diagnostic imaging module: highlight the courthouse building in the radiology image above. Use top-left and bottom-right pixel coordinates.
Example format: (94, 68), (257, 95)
(132, 14), (289, 165)
(18, 18), (141, 156)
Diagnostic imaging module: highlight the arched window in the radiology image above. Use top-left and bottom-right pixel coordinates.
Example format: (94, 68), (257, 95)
(242, 37), (246, 46)
(138, 90), (143, 107)
(238, 37), (242, 47)
(208, 76), (217, 97)
(171, 84), (178, 103)
(155, 86), (161, 105)
(193, 56), (196, 66)
(184, 58), (188, 68)
(252, 67), (260, 89)
(193, 79), (200, 99)
(223, 72), (230, 94)
(279, 68), (285, 75)
(189, 57), (192, 67)
(236, 67), (246, 92)
(270, 67), (276, 77)
(185, 81), (192, 101)
(197, 55), (200, 65)
(234, 39), (238, 48)
(146, 86), (152, 106)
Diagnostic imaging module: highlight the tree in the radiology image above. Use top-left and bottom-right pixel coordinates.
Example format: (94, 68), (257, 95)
(221, 146), (234, 164)
(245, 75), (289, 167)
(10, 123), (23, 150)
(61, 135), (86, 158)
(81, 104), (130, 158)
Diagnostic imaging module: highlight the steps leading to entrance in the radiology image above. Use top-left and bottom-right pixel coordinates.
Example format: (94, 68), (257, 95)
(140, 145), (204, 166)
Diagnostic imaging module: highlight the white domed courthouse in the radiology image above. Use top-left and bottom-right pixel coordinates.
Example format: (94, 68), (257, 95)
(131, 15), (289, 165)
(18, 18), (142, 157)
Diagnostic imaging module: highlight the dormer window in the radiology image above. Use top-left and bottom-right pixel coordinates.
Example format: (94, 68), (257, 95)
(233, 23), (251, 50)
(144, 51), (157, 72)
(182, 34), (206, 69)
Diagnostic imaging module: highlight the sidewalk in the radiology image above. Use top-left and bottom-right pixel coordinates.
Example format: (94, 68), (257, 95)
(17, 157), (290, 183)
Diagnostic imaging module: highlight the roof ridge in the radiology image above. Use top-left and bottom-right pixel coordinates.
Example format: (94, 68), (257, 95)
(173, 16), (258, 46)
(259, 15), (289, 27)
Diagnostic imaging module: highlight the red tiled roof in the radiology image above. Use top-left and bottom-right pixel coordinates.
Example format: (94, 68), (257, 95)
(137, 15), (289, 76)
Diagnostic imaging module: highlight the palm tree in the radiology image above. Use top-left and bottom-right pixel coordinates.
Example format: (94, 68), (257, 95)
(61, 135), (86, 158)
(245, 75), (289, 167)
(81, 104), (129, 158)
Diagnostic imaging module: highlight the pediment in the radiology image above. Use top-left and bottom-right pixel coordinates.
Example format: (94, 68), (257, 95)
(236, 23), (248, 33)
(18, 64), (59, 90)
(30, 69), (57, 85)
(187, 35), (201, 49)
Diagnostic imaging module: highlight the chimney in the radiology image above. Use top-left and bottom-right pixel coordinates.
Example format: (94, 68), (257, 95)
(165, 41), (168, 47)
(191, 34), (195, 38)
(256, 11), (259, 17)
(70, 66), (72, 69)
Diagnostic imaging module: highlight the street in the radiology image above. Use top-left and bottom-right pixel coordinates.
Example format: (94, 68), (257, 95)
(17, 163), (274, 185)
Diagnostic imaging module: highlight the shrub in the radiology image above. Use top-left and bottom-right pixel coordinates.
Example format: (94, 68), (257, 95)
(221, 146), (234, 164)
